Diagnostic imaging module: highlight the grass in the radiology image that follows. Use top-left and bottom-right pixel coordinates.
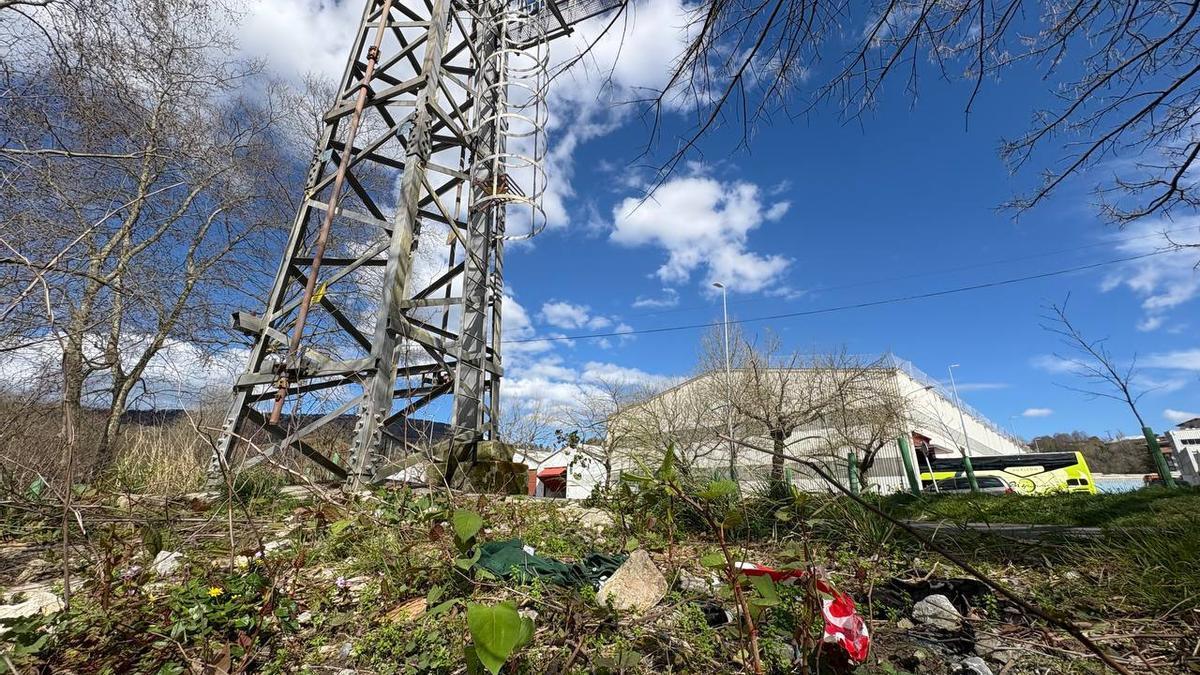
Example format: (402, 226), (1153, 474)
(879, 486), (1200, 529)
(7, 474), (1199, 673)
(875, 487), (1200, 615)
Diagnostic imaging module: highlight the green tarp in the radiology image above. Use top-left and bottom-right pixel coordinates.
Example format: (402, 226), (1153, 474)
(475, 539), (626, 587)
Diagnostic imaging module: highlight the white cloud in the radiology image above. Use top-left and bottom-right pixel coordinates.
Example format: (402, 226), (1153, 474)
(538, 299), (627, 335)
(610, 175), (792, 293)
(1031, 354), (1085, 374)
(1143, 348), (1200, 371)
(0, 333), (246, 409)
(632, 288), (680, 309)
(237, 0), (696, 236)
(503, 293), (555, 361)
(1132, 373), (1188, 394)
(237, 1), (364, 81)
(1102, 219), (1200, 329)
(1164, 408), (1200, 424)
(537, 0), (697, 229)
(540, 301), (592, 329)
(1022, 407), (1054, 418)
(1137, 316), (1165, 332)
(581, 361), (678, 388)
(501, 355), (675, 410)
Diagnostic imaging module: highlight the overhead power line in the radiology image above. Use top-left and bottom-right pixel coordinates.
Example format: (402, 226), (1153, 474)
(626, 224), (1200, 319)
(503, 250), (1173, 344)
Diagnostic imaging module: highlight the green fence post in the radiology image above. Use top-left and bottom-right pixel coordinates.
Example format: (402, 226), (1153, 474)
(897, 435), (921, 496)
(1142, 426), (1177, 488)
(963, 454), (980, 493)
(847, 450), (860, 496)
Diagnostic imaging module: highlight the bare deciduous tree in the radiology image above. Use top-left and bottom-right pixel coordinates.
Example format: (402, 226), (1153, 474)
(611, 377), (725, 477)
(567, 375), (644, 484)
(822, 359), (907, 486)
(0, 0), (297, 474)
(498, 397), (559, 451)
(712, 334), (872, 483)
(1042, 296), (1174, 483)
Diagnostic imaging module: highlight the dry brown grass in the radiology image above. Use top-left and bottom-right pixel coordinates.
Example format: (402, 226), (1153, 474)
(0, 395), (222, 497)
(108, 421), (212, 496)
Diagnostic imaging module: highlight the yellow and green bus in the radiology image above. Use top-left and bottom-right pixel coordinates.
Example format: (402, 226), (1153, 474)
(919, 451), (1097, 495)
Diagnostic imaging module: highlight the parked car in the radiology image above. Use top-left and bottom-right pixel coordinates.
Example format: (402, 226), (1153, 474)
(923, 476), (1014, 494)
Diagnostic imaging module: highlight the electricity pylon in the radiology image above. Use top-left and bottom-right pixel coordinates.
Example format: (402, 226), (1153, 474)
(210, 0), (620, 487)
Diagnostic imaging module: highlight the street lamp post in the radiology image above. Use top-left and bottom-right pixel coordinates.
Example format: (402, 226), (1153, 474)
(713, 282), (736, 483)
(947, 364), (980, 492)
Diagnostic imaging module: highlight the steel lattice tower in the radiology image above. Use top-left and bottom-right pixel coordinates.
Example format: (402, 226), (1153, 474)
(210, 0), (618, 487)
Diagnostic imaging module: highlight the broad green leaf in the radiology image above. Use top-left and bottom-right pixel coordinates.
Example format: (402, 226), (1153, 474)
(623, 537), (640, 552)
(657, 445), (677, 481)
(616, 650), (643, 668)
(774, 508), (792, 522)
(426, 584), (444, 606)
(700, 552), (726, 569)
(746, 574), (780, 605)
(428, 598), (458, 617)
(329, 518), (354, 536)
(467, 601), (526, 675)
(452, 510), (484, 546)
(464, 646), (484, 675)
(721, 510), (744, 530)
(454, 547), (482, 570)
(698, 479), (738, 501)
(516, 616), (535, 648)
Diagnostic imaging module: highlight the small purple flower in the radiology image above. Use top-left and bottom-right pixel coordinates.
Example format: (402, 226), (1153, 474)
(254, 551), (264, 559)
(335, 576), (347, 590)
(121, 565), (142, 580)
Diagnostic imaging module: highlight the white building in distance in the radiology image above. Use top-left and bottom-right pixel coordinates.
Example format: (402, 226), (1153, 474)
(608, 354), (1025, 494)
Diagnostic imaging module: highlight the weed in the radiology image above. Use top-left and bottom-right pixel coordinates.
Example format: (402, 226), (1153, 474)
(354, 610), (469, 674)
(1103, 526), (1200, 613)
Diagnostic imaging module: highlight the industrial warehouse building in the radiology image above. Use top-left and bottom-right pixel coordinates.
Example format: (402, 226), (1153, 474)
(607, 355), (1026, 493)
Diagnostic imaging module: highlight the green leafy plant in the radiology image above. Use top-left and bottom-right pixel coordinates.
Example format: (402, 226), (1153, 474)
(623, 445), (767, 673)
(0, 614), (53, 672)
(452, 509), (484, 570)
(465, 601), (534, 675)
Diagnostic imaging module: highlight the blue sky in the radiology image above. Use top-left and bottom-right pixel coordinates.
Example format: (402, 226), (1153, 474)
(241, 0), (1200, 439)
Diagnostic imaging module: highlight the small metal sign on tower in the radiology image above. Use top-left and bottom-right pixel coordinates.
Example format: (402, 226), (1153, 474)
(210, 0), (621, 486)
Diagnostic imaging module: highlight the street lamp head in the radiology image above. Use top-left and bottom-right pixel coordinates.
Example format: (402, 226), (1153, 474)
(949, 363), (960, 369)
(712, 282), (725, 289)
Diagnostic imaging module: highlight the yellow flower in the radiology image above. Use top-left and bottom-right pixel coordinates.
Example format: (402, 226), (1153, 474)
(208, 586), (224, 598)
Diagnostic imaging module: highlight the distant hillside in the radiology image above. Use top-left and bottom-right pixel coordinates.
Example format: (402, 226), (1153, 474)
(119, 408), (453, 445)
(1030, 431), (1154, 474)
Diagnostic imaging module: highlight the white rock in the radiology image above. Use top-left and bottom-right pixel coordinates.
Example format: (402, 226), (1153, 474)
(597, 550), (667, 614)
(263, 539), (292, 553)
(576, 508), (614, 531)
(296, 610), (313, 625)
(912, 594), (962, 631)
(0, 589), (63, 625)
(974, 636), (1020, 664)
(953, 656), (994, 675)
(678, 569), (721, 595)
(150, 550), (182, 577)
